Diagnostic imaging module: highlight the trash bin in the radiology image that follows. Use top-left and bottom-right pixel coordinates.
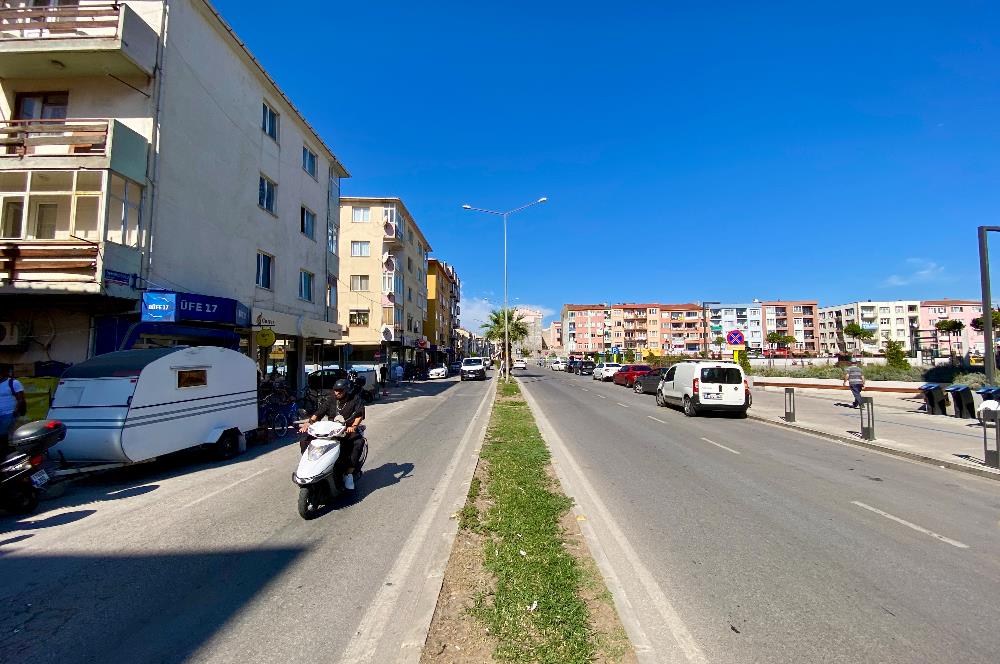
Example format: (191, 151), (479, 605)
(945, 384), (975, 419)
(919, 383), (948, 415)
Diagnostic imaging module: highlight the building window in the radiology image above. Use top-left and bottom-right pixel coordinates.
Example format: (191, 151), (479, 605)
(302, 146), (317, 178)
(299, 271), (314, 301)
(258, 175), (276, 214)
(327, 222), (337, 255)
(407, 256), (413, 272)
(352, 207), (370, 223)
(349, 309), (370, 326)
(262, 102), (279, 141)
(256, 252), (273, 289)
(350, 240), (370, 257)
(895, 306), (904, 313)
(408, 287), (413, 302)
(880, 318), (890, 325)
(952, 306), (964, 313)
(300, 207), (316, 239)
(350, 274), (369, 291)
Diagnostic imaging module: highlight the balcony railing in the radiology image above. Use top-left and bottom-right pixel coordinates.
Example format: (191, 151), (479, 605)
(0, 2), (121, 41)
(1, 239), (97, 283)
(0, 118), (108, 156)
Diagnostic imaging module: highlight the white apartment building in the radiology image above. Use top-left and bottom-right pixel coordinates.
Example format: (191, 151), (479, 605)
(709, 303), (765, 350)
(338, 197), (431, 367)
(818, 301), (921, 354)
(0, 0), (348, 389)
(515, 306), (544, 356)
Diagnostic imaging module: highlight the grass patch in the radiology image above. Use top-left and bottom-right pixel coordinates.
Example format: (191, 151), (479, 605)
(474, 381), (594, 663)
(459, 476), (482, 531)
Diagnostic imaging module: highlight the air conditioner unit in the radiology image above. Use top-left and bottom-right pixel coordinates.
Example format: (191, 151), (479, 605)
(0, 322), (19, 346)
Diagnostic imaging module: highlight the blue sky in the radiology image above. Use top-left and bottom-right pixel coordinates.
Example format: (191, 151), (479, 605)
(214, 0), (1000, 326)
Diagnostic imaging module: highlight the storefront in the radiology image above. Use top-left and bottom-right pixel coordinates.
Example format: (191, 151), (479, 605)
(252, 308), (342, 391)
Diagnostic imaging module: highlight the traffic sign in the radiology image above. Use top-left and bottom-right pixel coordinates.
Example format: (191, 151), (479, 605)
(611, 346), (620, 354)
(726, 330), (745, 345)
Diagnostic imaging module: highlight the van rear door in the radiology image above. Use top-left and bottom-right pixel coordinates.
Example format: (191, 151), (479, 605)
(699, 366), (745, 406)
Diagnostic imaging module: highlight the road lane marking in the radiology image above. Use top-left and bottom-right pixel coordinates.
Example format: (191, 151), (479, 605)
(596, 394), (607, 399)
(183, 468), (270, 508)
(851, 501), (969, 549)
(700, 437), (741, 455)
(582, 388), (590, 392)
(617, 402), (630, 408)
(647, 416), (667, 424)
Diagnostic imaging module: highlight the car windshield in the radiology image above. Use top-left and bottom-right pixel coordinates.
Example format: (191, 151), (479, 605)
(633, 365), (652, 371)
(606, 363), (621, 368)
(581, 362), (595, 368)
(463, 359), (483, 366)
(701, 367), (743, 384)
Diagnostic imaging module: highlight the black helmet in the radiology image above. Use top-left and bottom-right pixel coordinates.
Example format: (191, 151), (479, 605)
(332, 378), (351, 392)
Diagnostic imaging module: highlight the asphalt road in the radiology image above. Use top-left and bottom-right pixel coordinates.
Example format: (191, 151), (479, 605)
(519, 368), (1000, 664)
(0, 375), (493, 664)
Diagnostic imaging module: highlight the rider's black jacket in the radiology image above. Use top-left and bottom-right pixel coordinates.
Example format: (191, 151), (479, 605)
(313, 392), (365, 425)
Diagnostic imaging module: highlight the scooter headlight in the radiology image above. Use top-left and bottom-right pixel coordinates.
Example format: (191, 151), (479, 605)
(307, 440), (339, 461)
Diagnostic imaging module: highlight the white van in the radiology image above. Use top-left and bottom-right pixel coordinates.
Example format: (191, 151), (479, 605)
(654, 361), (750, 417)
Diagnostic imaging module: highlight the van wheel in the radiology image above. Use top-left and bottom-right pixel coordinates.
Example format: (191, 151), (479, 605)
(683, 396), (698, 417)
(214, 430), (241, 460)
(734, 409), (749, 419)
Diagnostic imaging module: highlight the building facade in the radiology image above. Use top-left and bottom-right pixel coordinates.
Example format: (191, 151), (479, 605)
(561, 304), (608, 355)
(515, 306), (544, 357)
(0, 0), (347, 389)
(338, 196), (431, 367)
(919, 299), (985, 356)
(543, 321), (562, 354)
(424, 258), (460, 363)
(819, 300), (921, 354)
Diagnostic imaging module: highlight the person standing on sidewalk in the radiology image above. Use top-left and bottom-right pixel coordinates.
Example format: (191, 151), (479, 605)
(844, 361), (865, 408)
(1, 365), (27, 447)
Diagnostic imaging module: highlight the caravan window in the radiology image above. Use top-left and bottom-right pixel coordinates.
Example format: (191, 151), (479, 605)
(177, 369), (207, 388)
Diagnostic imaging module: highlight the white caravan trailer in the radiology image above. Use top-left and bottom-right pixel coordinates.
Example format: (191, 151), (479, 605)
(48, 346), (258, 467)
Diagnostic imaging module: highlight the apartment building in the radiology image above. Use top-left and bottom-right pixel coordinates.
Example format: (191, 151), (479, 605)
(0, 0), (348, 388)
(758, 300), (818, 354)
(561, 303), (608, 355)
(919, 299), (985, 356)
(819, 300), (920, 354)
(338, 197), (431, 367)
(515, 306), (544, 357)
(656, 303), (708, 355)
(543, 321), (562, 353)
(424, 258), (461, 363)
(708, 303), (765, 351)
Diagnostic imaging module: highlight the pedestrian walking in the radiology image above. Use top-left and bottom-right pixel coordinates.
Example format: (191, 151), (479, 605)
(1, 365), (27, 447)
(393, 363), (404, 386)
(378, 364), (387, 388)
(843, 361), (865, 408)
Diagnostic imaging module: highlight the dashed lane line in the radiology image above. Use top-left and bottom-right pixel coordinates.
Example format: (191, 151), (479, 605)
(647, 416), (667, 424)
(699, 437), (741, 455)
(851, 501), (969, 549)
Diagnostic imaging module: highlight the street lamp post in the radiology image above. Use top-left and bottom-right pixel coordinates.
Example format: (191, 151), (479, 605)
(978, 226), (1000, 384)
(702, 301), (720, 358)
(463, 197), (547, 382)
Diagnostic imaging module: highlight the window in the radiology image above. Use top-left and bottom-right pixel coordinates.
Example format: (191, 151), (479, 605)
(352, 207), (370, 223)
(952, 306), (964, 313)
(880, 318), (890, 325)
(302, 146), (317, 178)
(407, 287), (413, 302)
(879, 307), (890, 314)
(262, 102), (279, 141)
(407, 256), (413, 273)
(177, 369), (207, 389)
(258, 175), (276, 213)
(895, 306), (904, 313)
(793, 306), (803, 313)
(349, 310), (369, 326)
(255, 252), (273, 289)
(350, 240), (370, 257)
(350, 275), (369, 291)
(327, 222), (337, 254)
(299, 270), (314, 301)
(300, 207), (316, 239)
(896, 318), (904, 325)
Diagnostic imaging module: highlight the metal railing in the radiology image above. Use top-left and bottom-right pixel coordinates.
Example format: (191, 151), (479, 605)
(0, 2), (121, 40)
(0, 118), (109, 156)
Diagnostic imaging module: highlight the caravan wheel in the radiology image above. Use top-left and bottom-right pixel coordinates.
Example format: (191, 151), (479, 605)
(214, 430), (241, 460)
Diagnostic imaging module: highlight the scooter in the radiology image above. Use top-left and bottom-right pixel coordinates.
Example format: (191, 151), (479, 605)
(2, 420), (66, 515)
(292, 419), (367, 520)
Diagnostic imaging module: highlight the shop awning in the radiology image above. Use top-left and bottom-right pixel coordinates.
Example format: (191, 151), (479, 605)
(253, 308), (343, 341)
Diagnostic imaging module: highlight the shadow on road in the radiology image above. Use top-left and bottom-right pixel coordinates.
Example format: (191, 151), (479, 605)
(0, 509), (97, 536)
(372, 377), (469, 405)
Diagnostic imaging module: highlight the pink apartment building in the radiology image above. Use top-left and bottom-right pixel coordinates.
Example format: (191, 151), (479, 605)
(561, 304), (609, 355)
(919, 299), (986, 355)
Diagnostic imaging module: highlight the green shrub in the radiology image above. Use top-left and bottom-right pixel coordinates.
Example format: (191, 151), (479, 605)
(883, 339), (910, 370)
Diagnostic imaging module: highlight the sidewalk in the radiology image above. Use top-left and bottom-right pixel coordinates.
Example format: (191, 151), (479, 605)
(750, 387), (1000, 481)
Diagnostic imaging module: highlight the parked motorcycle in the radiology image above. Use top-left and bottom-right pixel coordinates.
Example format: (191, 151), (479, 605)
(292, 419), (368, 519)
(2, 420), (66, 515)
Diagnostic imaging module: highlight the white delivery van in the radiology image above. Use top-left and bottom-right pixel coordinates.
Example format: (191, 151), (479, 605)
(654, 361), (750, 417)
(48, 346), (258, 465)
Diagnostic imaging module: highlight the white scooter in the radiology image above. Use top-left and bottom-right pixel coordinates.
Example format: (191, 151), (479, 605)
(292, 418), (368, 519)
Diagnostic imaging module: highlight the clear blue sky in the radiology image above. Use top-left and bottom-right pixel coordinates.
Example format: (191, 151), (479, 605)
(214, 0), (1000, 326)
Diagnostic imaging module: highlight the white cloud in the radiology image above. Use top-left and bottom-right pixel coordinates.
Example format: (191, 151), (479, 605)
(460, 295), (496, 331)
(881, 258), (952, 288)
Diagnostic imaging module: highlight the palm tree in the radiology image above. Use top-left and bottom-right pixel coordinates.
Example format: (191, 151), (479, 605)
(481, 308), (529, 378)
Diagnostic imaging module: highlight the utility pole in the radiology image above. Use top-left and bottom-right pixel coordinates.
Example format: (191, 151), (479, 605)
(979, 226), (1000, 384)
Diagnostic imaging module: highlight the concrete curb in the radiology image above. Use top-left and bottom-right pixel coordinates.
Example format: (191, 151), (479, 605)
(748, 413), (1000, 482)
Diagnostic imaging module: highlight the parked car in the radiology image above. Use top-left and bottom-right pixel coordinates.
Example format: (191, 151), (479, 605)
(576, 360), (596, 375)
(655, 361), (750, 417)
(593, 362), (622, 381)
(634, 367), (669, 394)
(513, 359), (527, 370)
(449, 361), (463, 375)
(461, 357), (488, 381)
(566, 358), (581, 374)
(551, 358), (566, 371)
(612, 364), (654, 387)
(763, 348), (790, 358)
(428, 364), (449, 379)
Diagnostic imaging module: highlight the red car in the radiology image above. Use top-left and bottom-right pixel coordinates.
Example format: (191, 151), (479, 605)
(613, 364), (654, 387)
(763, 348), (790, 358)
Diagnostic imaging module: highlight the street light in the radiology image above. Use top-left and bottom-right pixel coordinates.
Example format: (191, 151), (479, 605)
(978, 226), (1000, 384)
(462, 197), (548, 382)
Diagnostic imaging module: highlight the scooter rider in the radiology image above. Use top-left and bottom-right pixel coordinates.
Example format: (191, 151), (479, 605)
(299, 378), (364, 490)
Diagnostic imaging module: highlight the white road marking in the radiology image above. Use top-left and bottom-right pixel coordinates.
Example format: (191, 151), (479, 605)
(617, 402), (630, 408)
(597, 394), (607, 399)
(183, 469), (270, 508)
(339, 378), (496, 664)
(582, 388), (590, 392)
(647, 416), (667, 424)
(700, 437), (741, 455)
(851, 501), (969, 549)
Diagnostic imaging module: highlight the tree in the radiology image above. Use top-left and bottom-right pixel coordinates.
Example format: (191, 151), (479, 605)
(623, 349), (636, 363)
(883, 339), (910, 370)
(970, 309), (1000, 332)
(842, 323), (874, 354)
(481, 308), (529, 379)
(935, 319), (965, 360)
(765, 331), (797, 347)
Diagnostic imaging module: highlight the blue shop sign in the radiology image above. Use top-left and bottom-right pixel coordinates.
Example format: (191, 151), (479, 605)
(142, 291), (250, 327)
(141, 292), (176, 322)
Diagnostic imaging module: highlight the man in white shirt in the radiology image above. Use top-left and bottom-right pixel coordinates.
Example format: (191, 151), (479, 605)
(1, 366), (27, 444)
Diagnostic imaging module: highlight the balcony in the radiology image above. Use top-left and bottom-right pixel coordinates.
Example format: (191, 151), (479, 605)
(0, 2), (157, 78)
(0, 118), (148, 182)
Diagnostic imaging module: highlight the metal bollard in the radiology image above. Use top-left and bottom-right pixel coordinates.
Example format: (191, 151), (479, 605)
(860, 396), (876, 441)
(784, 387), (796, 423)
(989, 411), (1000, 469)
